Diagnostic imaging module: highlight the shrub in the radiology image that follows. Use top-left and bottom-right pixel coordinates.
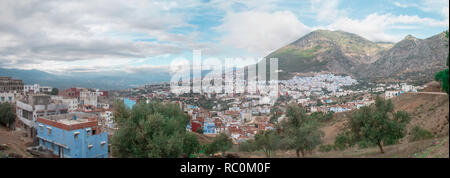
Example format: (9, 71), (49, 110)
(334, 131), (355, 150)
(318, 144), (334, 152)
(410, 126), (433, 141)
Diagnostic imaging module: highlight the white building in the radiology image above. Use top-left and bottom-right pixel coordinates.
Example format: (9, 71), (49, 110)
(62, 98), (79, 113)
(16, 95), (69, 137)
(80, 91), (98, 106)
(0, 92), (17, 103)
(24, 84), (40, 94)
(384, 90), (401, 99)
(100, 111), (115, 129)
(39, 86), (53, 93)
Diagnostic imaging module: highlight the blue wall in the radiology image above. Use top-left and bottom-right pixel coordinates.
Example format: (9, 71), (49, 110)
(203, 121), (215, 134)
(124, 98), (136, 109)
(36, 122), (108, 158)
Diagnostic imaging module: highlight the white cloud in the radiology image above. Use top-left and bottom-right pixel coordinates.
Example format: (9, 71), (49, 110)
(394, 0), (449, 20)
(310, 0), (347, 22)
(325, 13), (448, 42)
(0, 0), (199, 72)
(216, 11), (311, 57)
(0, 0), (448, 74)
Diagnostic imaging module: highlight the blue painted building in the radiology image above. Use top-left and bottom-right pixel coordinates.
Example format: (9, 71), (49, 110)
(203, 121), (215, 134)
(36, 113), (108, 158)
(124, 98), (136, 109)
(329, 106), (349, 113)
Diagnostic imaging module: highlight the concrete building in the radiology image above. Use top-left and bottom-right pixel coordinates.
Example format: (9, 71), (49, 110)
(39, 86), (53, 93)
(0, 92), (18, 104)
(24, 84), (40, 94)
(0, 76), (24, 92)
(80, 91), (98, 107)
(60, 88), (81, 100)
(16, 94), (69, 138)
(36, 113), (108, 158)
(62, 98), (79, 113)
(100, 111), (114, 129)
(384, 90), (401, 99)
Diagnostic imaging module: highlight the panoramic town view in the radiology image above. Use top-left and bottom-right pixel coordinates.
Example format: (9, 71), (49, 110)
(0, 0), (449, 160)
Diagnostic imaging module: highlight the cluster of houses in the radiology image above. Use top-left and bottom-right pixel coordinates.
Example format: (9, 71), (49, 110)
(0, 71), (425, 158)
(184, 103), (275, 144)
(1, 76), (111, 158)
(279, 74), (358, 99)
(381, 83), (422, 99)
(120, 73), (426, 145)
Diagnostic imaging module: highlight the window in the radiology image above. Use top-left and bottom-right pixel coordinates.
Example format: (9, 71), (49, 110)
(74, 131), (80, 139)
(47, 127), (52, 134)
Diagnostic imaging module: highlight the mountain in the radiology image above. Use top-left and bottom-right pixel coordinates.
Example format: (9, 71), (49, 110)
(266, 30), (448, 83)
(0, 68), (171, 90)
(2, 30), (448, 89)
(266, 30), (388, 79)
(359, 32), (449, 83)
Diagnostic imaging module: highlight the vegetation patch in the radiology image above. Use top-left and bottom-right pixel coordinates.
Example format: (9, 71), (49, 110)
(410, 126), (434, 142)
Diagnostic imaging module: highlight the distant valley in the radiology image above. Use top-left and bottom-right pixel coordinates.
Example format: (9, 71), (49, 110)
(0, 68), (171, 90)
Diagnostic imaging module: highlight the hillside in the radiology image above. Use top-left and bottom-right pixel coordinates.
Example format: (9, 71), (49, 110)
(315, 92), (449, 158)
(265, 30), (387, 79)
(265, 30), (449, 82)
(360, 32), (449, 83)
(235, 90), (449, 158)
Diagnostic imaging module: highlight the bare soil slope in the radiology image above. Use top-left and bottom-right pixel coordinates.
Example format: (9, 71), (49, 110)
(0, 127), (34, 158)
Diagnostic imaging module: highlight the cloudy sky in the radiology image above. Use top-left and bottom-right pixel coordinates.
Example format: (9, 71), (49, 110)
(0, 0), (448, 74)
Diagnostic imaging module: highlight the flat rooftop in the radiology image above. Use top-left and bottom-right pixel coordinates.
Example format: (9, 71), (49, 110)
(40, 113), (97, 126)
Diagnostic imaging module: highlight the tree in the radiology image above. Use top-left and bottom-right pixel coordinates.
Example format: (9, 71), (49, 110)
(239, 140), (258, 153)
(111, 100), (197, 158)
(435, 31), (449, 94)
(333, 130), (355, 150)
(316, 100), (323, 106)
(0, 102), (16, 129)
(196, 126), (204, 134)
(349, 96), (410, 153)
(182, 133), (201, 157)
(50, 88), (59, 95)
(205, 133), (232, 156)
(279, 104), (323, 157)
(310, 111), (334, 122)
(254, 130), (280, 157)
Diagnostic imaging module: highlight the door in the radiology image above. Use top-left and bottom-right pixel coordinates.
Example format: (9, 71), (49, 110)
(58, 147), (63, 158)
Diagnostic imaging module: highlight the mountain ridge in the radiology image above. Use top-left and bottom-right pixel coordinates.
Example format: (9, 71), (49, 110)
(266, 29), (449, 82)
(2, 30), (448, 89)
(0, 67), (171, 90)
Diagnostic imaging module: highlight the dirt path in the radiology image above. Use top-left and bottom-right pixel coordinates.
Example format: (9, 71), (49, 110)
(0, 126), (34, 158)
(414, 92), (448, 95)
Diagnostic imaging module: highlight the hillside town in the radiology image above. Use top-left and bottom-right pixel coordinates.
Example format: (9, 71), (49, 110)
(0, 73), (436, 158)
